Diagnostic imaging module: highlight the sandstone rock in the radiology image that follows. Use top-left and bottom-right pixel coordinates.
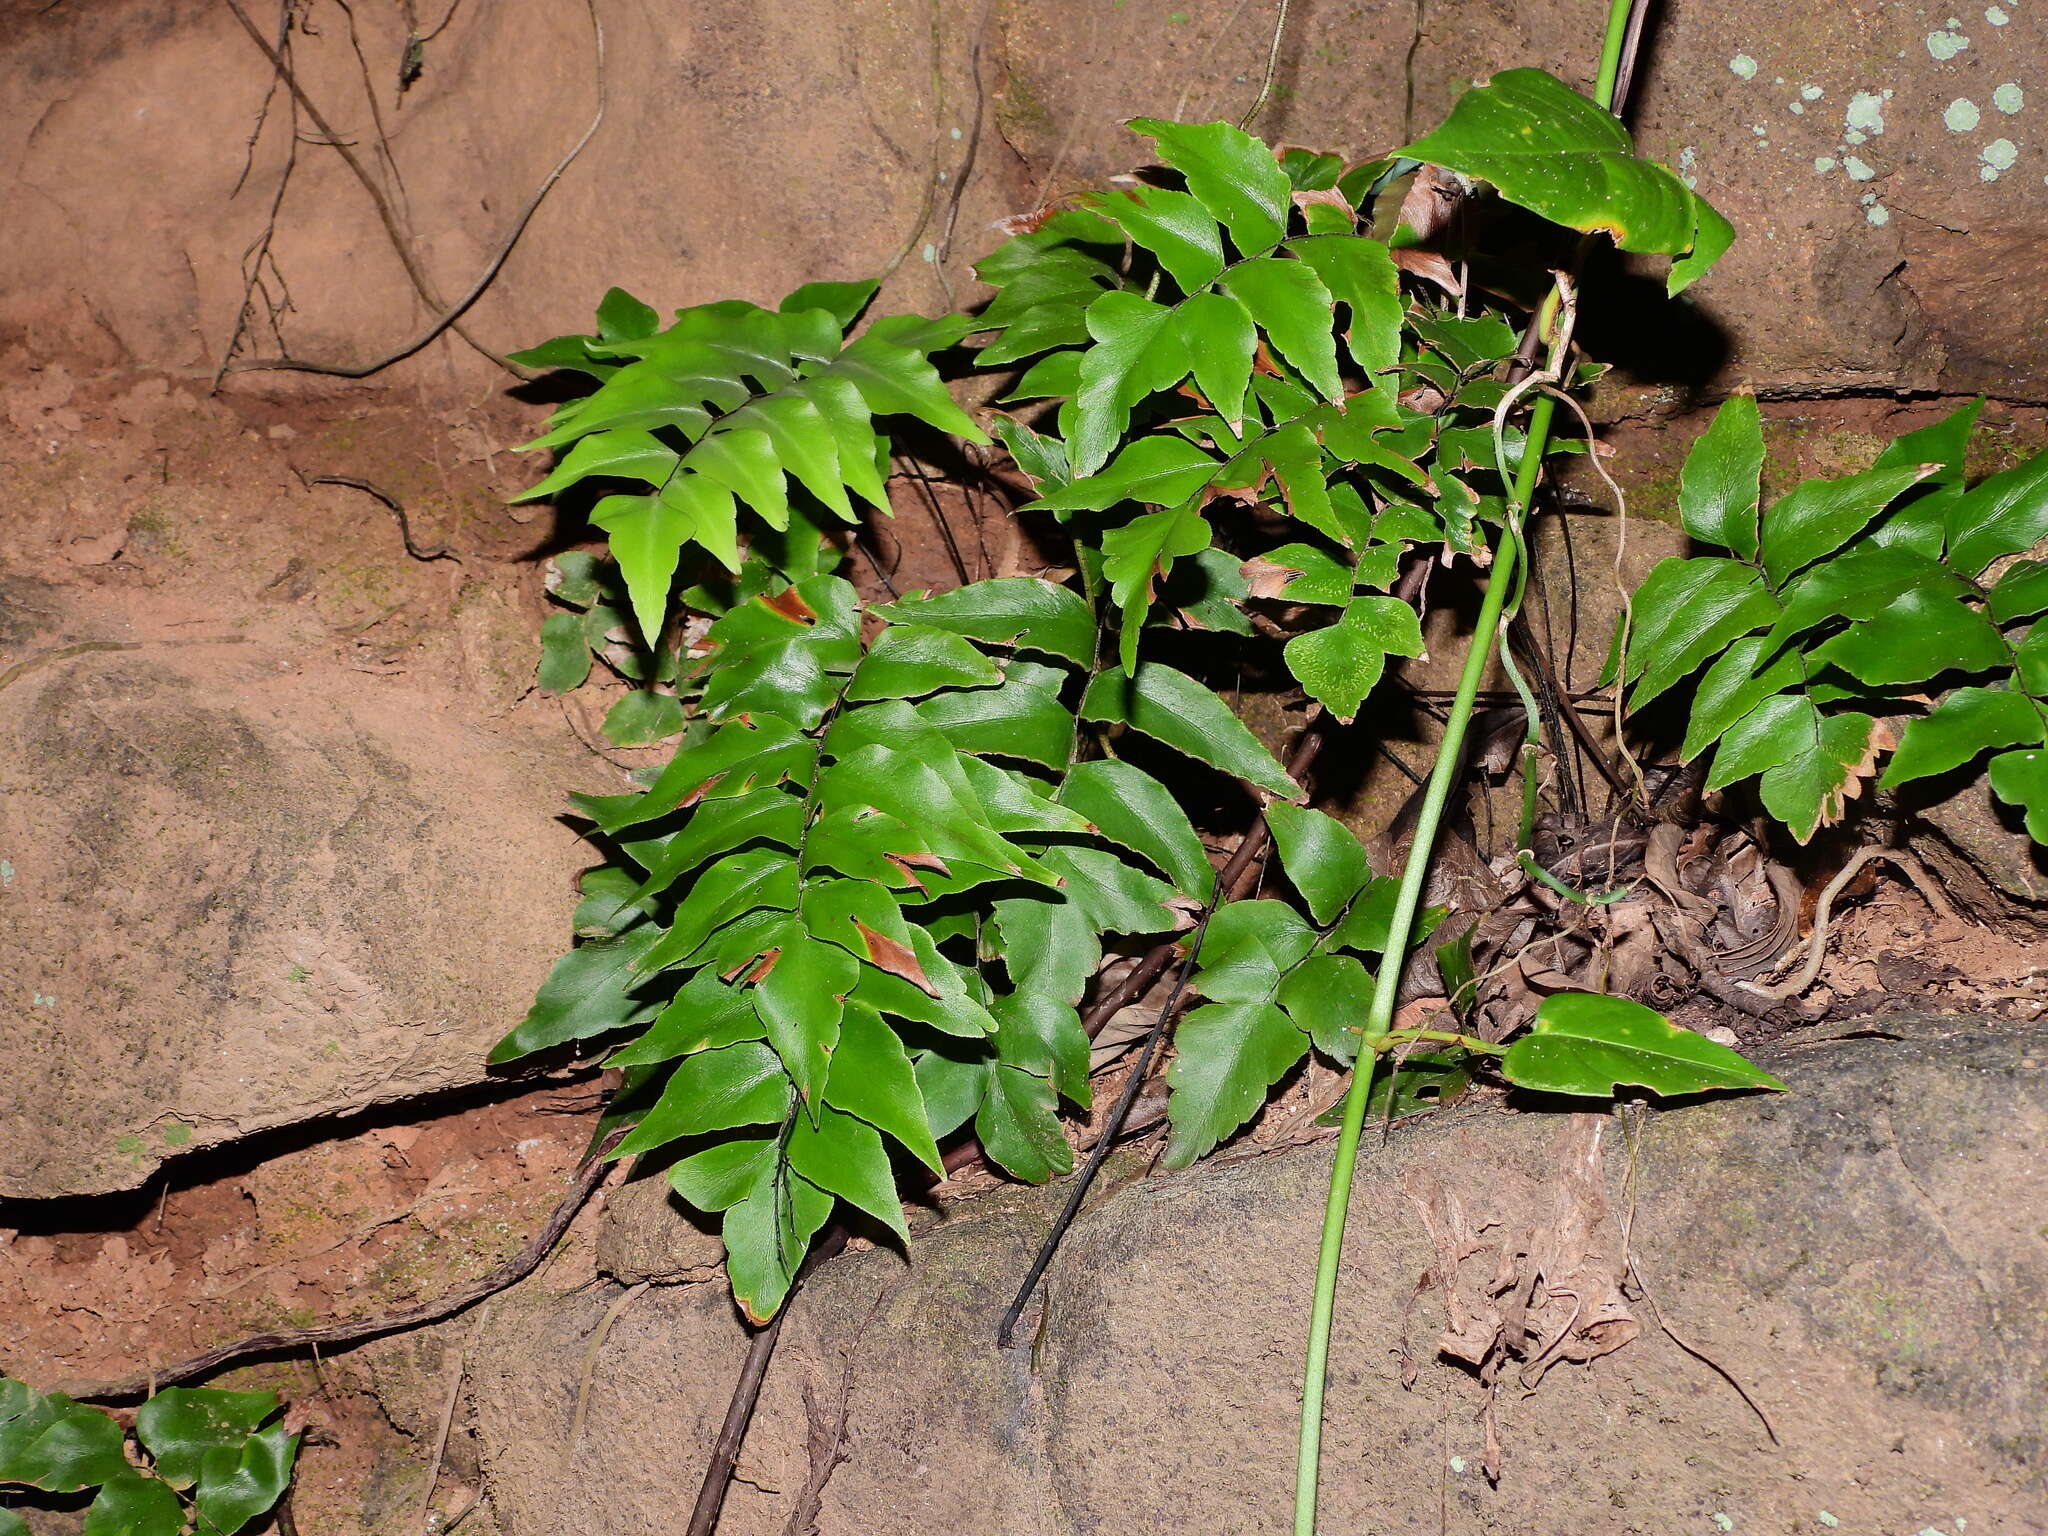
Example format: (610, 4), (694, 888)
(468, 1016), (2048, 1535)
(0, 574), (597, 1198)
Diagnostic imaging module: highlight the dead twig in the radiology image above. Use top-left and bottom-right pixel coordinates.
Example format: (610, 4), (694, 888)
(219, 0), (606, 381)
(416, 1302), (491, 1536)
(1739, 847), (1964, 1002)
(65, 1127), (626, 1402)
(569, 1281), (650, 1454)
(302, 473), (457, 562)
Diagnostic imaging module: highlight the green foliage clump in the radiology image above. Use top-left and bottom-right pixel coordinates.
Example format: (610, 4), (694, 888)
(1626, 394), (2048, 843)
(493, 64), (1782, 1329)
(0, 1379), (297, 1536)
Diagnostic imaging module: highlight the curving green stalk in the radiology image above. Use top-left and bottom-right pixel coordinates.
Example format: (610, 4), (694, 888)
(1289, 8), (1633, 1531)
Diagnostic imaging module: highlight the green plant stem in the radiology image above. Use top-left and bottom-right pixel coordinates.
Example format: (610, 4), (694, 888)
(1291, 326), (1568, 1536)
(1594, 0), (1636, 110)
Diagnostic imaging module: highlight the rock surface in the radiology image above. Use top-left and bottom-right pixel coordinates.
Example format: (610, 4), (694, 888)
(0, 386), (609, 1200)
(467, 1015), (2048, 1535)
(4, 0), (2045, 401)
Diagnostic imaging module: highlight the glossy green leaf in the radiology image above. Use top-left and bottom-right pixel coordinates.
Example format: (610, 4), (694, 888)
(607, 972), (766, 1066)
(1033, 431), (1219, 516)
(666, 1135), (776, 1212)
(917, 670), (1077, 769)
(1128, 117), (1293, 256)
(506, 332), (616, 381)
(1263, 801), (1373, 923)
(1069, 292), (1194, 475)
(847, 622), (1002, 700)
(753, 922), (860, 1110)
(1223, 257), (1341, 401)
(82, 1470), (184, 1536)
(993, 894), (1102, 1007)
(820, 743), (1044, 879)
(1276, 952), (1375, 1064)
(1761, 545), (1969, 654)
(594, 717), (813, 833)
(1245, 541), (1354, 606)
(1500, 992), (1786, 1097)
(1158, 546), (1254, 635)
(1989, 747), (2048, 842)
(786, 1101), (908, 1240)
(1813, 586), (2007, 686)
(723, 1149), (833, 1322)
(1759, 464), (1935, 586)
(849, 928), (999, 1037)
(488, 926), (665, 1063)
(1282, 594), (1425, 722)
(1325, 876), (1410, 955)
(1104, 502), (1211, 671)
(2020, 622), (2048, 697)
(635, 852), (800, 975)
(779, 278), (880, 328)
(825, 329), (986, 442)
(1177, 291), (1257, 426)
(1678, 395), (1763, 560)
(1193, 899), (1318, 1000)
(134, 1390), (278, 1491)
(1709, 698), (1882, 843)
(626, 787), (804, 903)
(1681, 636), (1802, 762)
(1162, 1001), (1309, 1168)
(1882, 687), (2044, 788)
(613, 1042), (793, 1157)
(192, 1422), (299, 1536)
(536, 613), (593, 695)
(1990, 561), (2048, 624)
(1037, 845), (1181, 934)
(958, 759), (1090, 838)
(823, 1001), (940, 1172)
(1093, 185), (1227, 293)
(1246, 422), (1343, 545)
(873, 577), (1094, 667)
(976, 1064), (1072, 1182)
(1945, 445), (2048, 578)
(1080, 663), (1301, 799)
(1059, 759), (1215, 898)
(0, 1389), (128, 1492)
(514, 427), (679, 504)
(1625, 557), (1776, 708)
(1398, 69), (1731, 294)
(601, 689), (685, 746)
(991, 990), (1092, 1106)
(1287, 235), (1403, 376)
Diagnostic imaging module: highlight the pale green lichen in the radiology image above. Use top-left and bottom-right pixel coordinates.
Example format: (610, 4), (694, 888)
(1945, 98), (1983, 131)
(1993, 83), (2024, 113)
(1846, 90), (1888, 133)
(1801, 83), (1824, 101)
(1981, 137), (2019, 179)
(1928, 27), (1971, 58)
(1814, 155), (1838, 172)
(1843, 155), (1876, 180)
(1986, 4), (2009, 21)
(1730, 53), (1759, 80)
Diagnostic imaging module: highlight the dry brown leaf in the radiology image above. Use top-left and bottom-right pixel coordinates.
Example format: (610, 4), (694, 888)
(853, 921), (939, 997)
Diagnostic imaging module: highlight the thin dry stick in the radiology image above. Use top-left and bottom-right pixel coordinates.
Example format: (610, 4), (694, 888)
(416, 1301), (491, 1536)
(569, 1281), (650, 1453)
(218, 0), (501, 369)
(1237, 0), (1292, 129)
(67, 1127), (627, 1402)
(220, 0), (607, 380)
(1739, 847), (1964, 1002)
